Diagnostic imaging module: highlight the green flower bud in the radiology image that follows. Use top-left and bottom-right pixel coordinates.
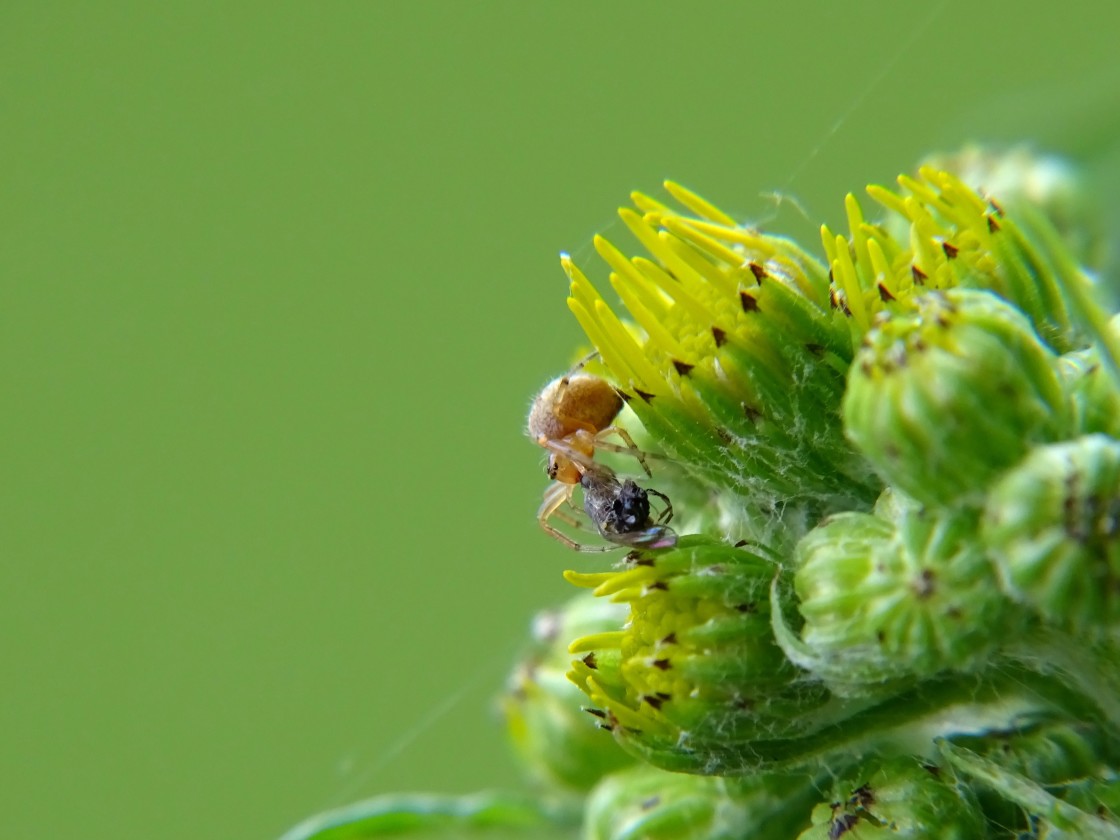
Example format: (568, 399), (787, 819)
(843, 289), (1067, 507)
(565, 537), (830, 775)
(584, 764), (820, 840)
(501, 594), (635, 793)
(780, 500), (1009, 694)
(797, 756), (986, 840)
(983, 434), (1120, 635)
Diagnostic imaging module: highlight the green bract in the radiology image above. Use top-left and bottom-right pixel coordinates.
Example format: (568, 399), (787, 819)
(1059, 316), (1120, 437)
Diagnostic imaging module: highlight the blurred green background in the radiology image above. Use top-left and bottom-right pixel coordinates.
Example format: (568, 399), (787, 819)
(2, 2), (1118, 838)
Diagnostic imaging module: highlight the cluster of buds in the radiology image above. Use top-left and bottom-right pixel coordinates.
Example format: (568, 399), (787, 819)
(280, 148), (1120, 839)
(517, 148), (1120, 839)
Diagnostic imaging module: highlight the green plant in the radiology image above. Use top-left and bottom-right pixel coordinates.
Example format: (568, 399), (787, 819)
(281, 148), (1120, 839)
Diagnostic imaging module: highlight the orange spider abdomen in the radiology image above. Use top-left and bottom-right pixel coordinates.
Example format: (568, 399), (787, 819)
(527, 374), (623, 442)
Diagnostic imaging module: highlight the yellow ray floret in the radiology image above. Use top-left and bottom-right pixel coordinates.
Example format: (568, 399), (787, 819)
(663, 180), (737, 225)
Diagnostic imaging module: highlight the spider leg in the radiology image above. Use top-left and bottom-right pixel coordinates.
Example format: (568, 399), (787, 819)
(595, 425), (652, 477)
(646, 487), (674, 524)
(538, 434), (598, 471)
(537, 480), (617, 553)
(561, 350), (600, 380)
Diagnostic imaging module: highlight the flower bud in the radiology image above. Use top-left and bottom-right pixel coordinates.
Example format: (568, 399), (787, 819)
(783, 499), (1009, 693)
(921, 144), (1108, 277)
(584, 765), (820, 840)
(855, 163), (1094, 355)
(565, 537), (829, 775)
(797, 756), (985, 840)
(562, 183), (882, 547)
(983, 434), (1120, 635)
(501, 594), (634, 793)
(843, 289), (1066, 507)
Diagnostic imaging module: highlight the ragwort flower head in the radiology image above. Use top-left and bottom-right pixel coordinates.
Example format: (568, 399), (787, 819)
(563, 184), (880, 547)
(564, 537), (829, 776)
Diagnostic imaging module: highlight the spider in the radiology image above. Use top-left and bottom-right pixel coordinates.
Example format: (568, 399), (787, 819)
(527, 355), (675, 551)
(526, 354), (650, 484)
